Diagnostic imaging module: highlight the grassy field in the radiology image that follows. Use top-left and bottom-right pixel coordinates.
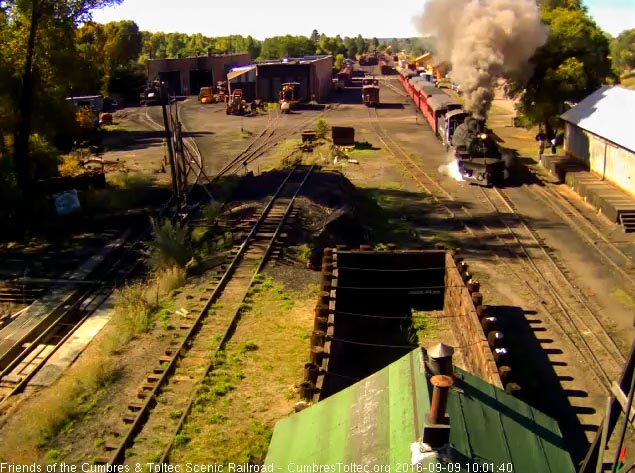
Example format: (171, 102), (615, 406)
(167, 274), (315, 465)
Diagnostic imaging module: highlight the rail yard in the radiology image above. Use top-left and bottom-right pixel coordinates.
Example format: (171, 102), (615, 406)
(1, 63), (634, 469)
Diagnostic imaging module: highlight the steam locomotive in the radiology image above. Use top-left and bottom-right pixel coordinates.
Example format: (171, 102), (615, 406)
(398, 68), (512, 187)
(452, 117), (511, 187)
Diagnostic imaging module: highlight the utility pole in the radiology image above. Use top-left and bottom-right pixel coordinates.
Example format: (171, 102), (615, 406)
(160, 82), (179, 204)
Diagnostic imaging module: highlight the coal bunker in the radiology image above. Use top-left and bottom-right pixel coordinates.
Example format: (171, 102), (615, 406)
(320, 249), (446, 397)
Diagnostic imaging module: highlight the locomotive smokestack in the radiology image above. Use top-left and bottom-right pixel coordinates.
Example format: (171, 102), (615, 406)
(415, 0), (548, 119)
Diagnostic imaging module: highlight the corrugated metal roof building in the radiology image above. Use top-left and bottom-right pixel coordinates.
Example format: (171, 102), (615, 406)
(225, 55), (334, 103)
(147, 52), (251, 96)
(560, 85), (635, 197)
(264, 348), (575, 472)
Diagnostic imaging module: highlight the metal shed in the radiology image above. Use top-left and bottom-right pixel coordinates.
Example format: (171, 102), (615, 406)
(147, 52), (250, 96)
(255, 55), (333, 103)
(560, 85), (635, 197)
(265, 348), (576, 472)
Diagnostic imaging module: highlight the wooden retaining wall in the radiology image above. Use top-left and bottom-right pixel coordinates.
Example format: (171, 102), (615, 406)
(301, 246), (507, 403)
(443, 250), (503, 389)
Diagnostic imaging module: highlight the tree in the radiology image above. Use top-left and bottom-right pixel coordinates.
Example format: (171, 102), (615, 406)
(611, 28), (635, 75)
(334, 53), (344, 71)
(11, 0), (122, 196)
(511, 7), (613, 135)
(102, 20), (142, 93)
(355, 34), (367, 55)
(310, 29), (319, 42)
(539, 0), (585, 11)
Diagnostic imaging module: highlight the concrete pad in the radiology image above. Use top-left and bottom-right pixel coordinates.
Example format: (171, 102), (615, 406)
(28, 297), (113, 387)
(0, 232), (128, 369)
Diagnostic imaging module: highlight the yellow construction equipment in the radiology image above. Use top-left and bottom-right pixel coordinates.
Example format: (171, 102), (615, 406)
(198, 86), (217, 104)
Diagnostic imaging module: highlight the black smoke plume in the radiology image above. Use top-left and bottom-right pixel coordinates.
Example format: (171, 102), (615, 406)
(417, 0), (548, 119)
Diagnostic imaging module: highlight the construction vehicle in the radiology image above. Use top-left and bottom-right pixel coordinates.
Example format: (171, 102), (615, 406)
(198, 86), (216, 104)
(226, 89), (246, 115)
(279, 82), (300, 113)
(217, 81), (228, 103)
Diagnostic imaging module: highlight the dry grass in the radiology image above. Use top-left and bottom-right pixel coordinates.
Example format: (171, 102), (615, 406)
(168, 275), (315, 464)
(0, 266), (186, 463)
(148, 218), (193, 270)
(108, 266), (186, 347)
(0, 347), (114, 463)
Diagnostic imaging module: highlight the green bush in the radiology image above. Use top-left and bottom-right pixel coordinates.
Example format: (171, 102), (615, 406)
(29, 133), (60, 179)
(147, 217), (193, 270)
(315, 118), (329, 139)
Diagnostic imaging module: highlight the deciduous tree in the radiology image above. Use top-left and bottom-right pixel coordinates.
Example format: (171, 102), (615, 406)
(511, 7), (613, 135)
(611, 28), (635, 75)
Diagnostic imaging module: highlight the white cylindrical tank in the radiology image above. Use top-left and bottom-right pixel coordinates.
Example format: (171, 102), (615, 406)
(280, 101), (290, 113)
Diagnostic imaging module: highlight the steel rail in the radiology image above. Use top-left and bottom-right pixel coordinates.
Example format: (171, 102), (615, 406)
(480, 186), (625, 388)
(366, 104), (624, 395)
(157, 164), (314, 465)
(101, 164), (313, 465)
(528, 183), (635, 286)
(0, 234), (143, 412)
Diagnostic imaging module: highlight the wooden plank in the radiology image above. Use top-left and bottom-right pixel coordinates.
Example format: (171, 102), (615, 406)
(611, 381), (635, 423)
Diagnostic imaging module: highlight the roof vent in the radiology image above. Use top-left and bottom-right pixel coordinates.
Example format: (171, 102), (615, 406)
(412, 375), (453, 465)
(426, 343), (454, 376)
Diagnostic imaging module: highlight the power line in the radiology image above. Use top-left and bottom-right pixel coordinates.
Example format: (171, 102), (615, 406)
(328, 335), (416, 349)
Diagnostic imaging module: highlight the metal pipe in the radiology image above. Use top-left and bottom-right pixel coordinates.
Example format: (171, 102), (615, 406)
(429, 375), (453, 424)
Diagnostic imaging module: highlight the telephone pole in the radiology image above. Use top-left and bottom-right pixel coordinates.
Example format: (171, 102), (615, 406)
(159, 82), (180, 204)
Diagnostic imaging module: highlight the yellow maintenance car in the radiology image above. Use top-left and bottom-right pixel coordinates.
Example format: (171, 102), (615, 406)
(198, 86), (217, 104)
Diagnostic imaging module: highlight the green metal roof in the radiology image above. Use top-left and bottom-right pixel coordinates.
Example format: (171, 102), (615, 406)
(264, 348), (575, 472)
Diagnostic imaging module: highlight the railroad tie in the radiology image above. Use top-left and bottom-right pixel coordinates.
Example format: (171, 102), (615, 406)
(128, 402), (144, 412)
(159, 355), (173, 364)
(122, 414), (137, 424)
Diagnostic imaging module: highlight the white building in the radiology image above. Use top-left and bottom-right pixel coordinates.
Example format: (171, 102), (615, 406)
(560, 85), (635, 197)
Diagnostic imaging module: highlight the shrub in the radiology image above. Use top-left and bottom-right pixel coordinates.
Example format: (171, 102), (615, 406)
(147, 218), (193, 270)
(112, 283), (155, 341)
(315, 118), (329, 139)
(30, 133), (61, 179)
(59, 154), (81, 177)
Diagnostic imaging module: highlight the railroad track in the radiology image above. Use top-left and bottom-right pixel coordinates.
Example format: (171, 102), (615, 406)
(380, 77), (411, 99)
(478, 186), (625, 389)
(0, 231), (144, 413)
(366, 105), (624, 398)
(210, 104), (339, 181)
(527, 183), (635, 285)
(95, 164), (314, 466)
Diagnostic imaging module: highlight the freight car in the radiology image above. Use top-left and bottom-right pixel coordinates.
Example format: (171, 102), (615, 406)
(361, 78), (380, 107)
(334, 64), (353, 90)
(452, 117), (511, 187)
